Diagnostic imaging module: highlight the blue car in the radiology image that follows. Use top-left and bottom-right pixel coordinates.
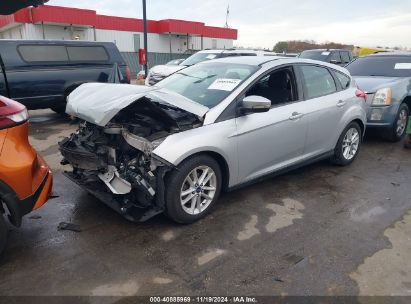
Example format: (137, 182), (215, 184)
(346, 53), (411, 141)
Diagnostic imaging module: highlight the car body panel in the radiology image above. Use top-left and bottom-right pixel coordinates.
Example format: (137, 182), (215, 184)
(0, 121), (52, 226)
(66, 83), (209, 127)
(354, 76), (411, 127)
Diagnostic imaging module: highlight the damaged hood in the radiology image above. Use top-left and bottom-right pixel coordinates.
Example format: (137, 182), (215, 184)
(66, 83), (209, 127)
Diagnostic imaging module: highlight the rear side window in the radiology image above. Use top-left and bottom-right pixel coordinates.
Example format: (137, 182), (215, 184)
(335, 71), (350, 89)
(67, 46), (109, 62)
(18, 45), (68, 62)
(300, 65), (337, 99)
(340, 52), (351, 64)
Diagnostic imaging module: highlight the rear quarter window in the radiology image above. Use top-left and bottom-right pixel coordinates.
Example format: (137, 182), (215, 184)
(335, 71), (351, 89)
(67, 46), (109, 62)
(18, 45), (68, 62)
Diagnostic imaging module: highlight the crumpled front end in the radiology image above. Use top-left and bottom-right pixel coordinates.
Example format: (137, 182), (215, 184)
(60, 92), (203, 222)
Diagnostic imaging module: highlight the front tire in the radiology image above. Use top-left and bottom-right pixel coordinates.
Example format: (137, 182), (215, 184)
(0, 215), (7, 256)
(165, 155), (222, 224)
(332, 122), (362, 166)
(384, 103), (409, 142)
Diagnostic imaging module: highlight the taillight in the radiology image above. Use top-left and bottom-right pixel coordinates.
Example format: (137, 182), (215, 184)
(0, 96), (29, 130)
(356, 89), (367, 102)
(125, 66), (131, 83)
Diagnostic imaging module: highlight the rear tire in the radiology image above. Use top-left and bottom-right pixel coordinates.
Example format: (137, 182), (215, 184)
(0, 215), (7, 256)
(384, 103), (409, 142)
(165, 155), (222, 224)
(332, 122), (362, 166)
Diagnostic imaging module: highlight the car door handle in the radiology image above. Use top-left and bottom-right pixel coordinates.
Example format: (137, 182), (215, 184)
(289, 112), (304, 121)
(337, 100), (346, 108)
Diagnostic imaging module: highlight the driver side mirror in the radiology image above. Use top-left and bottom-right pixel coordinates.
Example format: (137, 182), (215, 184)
(240, 95), (271, 114)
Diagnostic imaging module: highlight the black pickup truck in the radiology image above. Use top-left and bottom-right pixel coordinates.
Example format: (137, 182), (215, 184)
(0, 40), (130, 113)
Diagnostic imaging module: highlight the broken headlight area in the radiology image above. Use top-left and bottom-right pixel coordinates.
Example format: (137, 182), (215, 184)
(59, 97), (203, 222)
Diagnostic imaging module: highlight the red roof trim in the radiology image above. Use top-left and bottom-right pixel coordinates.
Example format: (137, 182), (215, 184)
(0, 5), (237, 40)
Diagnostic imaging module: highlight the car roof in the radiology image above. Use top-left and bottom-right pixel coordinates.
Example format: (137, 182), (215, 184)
(301, 49), (350, 52)
(204, 56), (351, 74)
(366, 52), (411, 57)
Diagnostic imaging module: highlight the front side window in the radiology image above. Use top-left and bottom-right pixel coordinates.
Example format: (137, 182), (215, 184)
(246, 67), (298, 106)
(18, 45), (68, 62)
(156, 62), (258, 108)
(300, 65), (337, 99)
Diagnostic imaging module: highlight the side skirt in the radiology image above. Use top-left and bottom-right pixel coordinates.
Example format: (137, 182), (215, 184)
(228, 150), (334, 192)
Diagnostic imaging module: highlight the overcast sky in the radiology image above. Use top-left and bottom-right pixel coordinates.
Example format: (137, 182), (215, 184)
(49, 0), (411, 49)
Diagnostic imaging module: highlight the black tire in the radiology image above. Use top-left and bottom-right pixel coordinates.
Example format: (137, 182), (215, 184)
(332, 121), (362, 166)
(51, 104), (67, 115)
(0, 215), (7, 256)
(384, 103), (409, 142)
(165, 155), (222, 224)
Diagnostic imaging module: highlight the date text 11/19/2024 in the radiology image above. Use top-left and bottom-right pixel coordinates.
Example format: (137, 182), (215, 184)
(149, 296), (258, 303)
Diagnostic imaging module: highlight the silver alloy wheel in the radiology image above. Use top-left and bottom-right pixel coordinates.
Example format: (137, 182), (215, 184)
(396, 109), (408, 137)
(180, 166), (217, 215)
(342, 127), (360, 160)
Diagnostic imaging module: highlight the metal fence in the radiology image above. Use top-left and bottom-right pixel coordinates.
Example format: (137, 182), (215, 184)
(121, 52), (190, 78)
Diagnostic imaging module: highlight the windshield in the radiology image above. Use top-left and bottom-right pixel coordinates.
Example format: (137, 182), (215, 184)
(156, 62), (258, 108)
(346, 56), (411, 77)
(180, 52), (221, 66)
(299, 50), (330, 61)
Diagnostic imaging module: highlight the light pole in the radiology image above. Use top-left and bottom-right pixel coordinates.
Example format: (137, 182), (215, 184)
(142, 0), (148, 77)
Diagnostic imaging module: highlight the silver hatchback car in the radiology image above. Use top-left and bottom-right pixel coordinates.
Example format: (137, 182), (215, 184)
(60, 57), (367, 223)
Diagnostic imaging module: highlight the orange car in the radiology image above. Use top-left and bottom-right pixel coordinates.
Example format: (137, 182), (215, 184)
(0, 96), (52, 255)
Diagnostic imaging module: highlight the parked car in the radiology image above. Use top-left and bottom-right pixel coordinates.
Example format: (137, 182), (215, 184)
(145, 49), (276, 86)
(166, 58), (185, 66)
(299, 49), (353, 66)
(0, 96), (53, 255)
(60, 56), (366, 224)
(346, 53), (411, 141)
(0, 40), (131, 114)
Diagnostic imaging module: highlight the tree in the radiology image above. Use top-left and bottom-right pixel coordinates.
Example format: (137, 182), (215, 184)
(273, 41), (288, 53)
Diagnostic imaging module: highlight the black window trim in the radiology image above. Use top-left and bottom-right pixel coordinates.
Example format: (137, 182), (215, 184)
(296, 63), (339, 100)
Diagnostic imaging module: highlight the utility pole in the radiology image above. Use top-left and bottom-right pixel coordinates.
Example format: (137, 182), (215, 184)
(142, 0), (148, 76)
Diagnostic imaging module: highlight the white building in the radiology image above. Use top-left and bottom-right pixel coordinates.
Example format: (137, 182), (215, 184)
(0, 5), (237, 54)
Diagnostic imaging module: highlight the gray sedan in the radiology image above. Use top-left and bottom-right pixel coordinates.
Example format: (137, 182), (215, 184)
(60, 57), (367, 223)
(346, 53), (411, 141)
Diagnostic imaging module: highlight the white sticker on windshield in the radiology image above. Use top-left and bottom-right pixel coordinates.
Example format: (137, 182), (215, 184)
(394, 63), (411, 70)
(206, 54), (217, 59)
(208, 78), (242, 91)
(321, 51), (331, 56)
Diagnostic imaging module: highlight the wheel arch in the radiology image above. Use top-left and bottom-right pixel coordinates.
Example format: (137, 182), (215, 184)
(402, 96), (411, 111)
(172, 151), (231, 192)
(352, 118), (365, 137)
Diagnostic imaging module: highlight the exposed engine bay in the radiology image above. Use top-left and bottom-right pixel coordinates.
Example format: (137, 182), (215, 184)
(59, 96), (203, 221)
